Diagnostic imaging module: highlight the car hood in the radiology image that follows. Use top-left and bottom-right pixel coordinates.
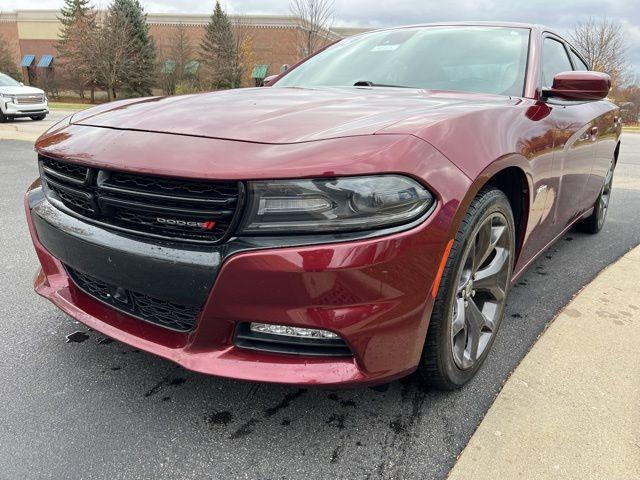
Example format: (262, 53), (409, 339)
(0, 85), (44, 95)
(72, 87), (518, 144)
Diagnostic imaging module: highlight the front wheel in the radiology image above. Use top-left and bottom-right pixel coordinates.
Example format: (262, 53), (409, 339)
(420, 188), (515, 389)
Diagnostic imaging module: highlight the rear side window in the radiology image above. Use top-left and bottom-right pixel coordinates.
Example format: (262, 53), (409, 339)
(541, 38), (573, 88)
(569, 49), (589, 70)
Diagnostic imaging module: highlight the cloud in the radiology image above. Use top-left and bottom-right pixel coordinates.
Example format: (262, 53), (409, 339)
(230, 0), (640, 78)
(4, 0), (639, 78)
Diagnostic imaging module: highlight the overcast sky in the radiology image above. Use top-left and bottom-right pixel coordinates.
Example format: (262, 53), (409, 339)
(5, 0), (639, 81)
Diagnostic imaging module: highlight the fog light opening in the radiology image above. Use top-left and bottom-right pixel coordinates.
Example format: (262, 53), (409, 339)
(235, 322), (352, 356)
(249, 322), (340, 340)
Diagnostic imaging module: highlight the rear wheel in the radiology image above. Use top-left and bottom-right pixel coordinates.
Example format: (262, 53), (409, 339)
(420, 188), (515, 389)
(578, 160), (614, 234)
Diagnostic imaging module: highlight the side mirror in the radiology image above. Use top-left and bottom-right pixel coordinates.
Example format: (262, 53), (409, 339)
(280, 64), (290, 73)
(543, 71), (611, 101)
(263, 74), (279, 87)
(19, 82), (24, 86)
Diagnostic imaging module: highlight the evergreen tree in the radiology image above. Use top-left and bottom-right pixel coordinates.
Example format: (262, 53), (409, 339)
(109, 0), (157, 96)
(0, 35), (20, 80)
(200, 1), (242, 89)
(56, 0), (96, 99)
(59, 0), (92, 27)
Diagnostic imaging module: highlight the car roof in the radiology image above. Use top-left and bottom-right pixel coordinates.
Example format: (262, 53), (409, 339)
(355, 21), (561, 39)
(349, 22), (582, 58)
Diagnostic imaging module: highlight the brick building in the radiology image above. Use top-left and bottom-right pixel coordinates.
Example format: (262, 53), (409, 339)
(0, 9), (370, 89)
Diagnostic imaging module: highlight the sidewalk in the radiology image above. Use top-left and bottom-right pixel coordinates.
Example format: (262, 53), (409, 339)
(448, 245), (640, 480)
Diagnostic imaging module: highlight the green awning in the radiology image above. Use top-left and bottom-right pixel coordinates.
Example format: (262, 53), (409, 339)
(161, 60), (176, 74)
(251, 64), (268, 80)
(184, 60), (200, 76)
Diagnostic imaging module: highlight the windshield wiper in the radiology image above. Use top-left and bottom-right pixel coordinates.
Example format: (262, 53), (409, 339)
(353, 80), (411, 88)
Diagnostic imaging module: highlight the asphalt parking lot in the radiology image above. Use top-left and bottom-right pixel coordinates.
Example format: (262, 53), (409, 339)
(1, 130), (639, 480)
(0, 110), (69, 141)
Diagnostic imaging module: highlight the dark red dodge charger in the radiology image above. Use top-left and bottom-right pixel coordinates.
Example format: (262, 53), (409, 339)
(26, 23), (620, 388)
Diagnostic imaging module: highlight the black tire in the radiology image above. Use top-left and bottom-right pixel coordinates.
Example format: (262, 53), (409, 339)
(0, 111), (7, 123)
(30, 115), (46, 121)
(419, 187), (515, 390)
(577, 160), (614, 234)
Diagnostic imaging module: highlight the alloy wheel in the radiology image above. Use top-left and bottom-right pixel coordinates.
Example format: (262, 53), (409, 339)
(597, 164), (614, 229)
(450, 213), (512, 370)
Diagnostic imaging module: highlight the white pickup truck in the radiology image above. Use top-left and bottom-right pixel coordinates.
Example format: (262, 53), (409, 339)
(0, 73), (48, 122)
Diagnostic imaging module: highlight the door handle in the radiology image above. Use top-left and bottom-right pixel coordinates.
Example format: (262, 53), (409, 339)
(579, 126), (598, 142)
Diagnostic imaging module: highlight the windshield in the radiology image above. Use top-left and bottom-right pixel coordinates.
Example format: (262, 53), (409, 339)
(0, 73), (20, 87)
(276, 26), (530, 97)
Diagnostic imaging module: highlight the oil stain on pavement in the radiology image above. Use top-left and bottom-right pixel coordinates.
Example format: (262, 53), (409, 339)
(65, 331), (89, 343)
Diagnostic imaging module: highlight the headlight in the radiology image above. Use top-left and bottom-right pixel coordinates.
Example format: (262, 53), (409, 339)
(239, 175), (434, 234)
(0, 93), (17, 103)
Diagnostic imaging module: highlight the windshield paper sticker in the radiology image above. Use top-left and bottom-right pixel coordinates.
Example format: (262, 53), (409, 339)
(371, 44), (400, 52)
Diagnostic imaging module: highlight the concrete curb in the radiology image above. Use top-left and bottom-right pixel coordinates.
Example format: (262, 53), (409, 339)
(448, 245), (640, 480)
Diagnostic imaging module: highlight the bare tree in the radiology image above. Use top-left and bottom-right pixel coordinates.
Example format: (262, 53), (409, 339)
(83, 10), (139, 101)
(0, 34), (20, 80)
(617, 85), (640, 124)
(289, 0), (334, 58)
(109, 0), (157, 97)
(159, 23), (195, 95)
(231, 15), (256, 88)
(81, 0), (160, 101)
(57, 0), (96, 99)
(569, 17), (628, 93)
(170, 24), (194, 82)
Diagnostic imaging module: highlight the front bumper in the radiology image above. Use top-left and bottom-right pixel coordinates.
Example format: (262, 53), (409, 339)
(26, 178), (453, 386)
(3, 101), (48, 117)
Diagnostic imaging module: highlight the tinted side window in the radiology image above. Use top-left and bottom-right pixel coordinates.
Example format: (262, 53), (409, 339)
(542, 38), (573, 87)
(570, 49), (589, 71)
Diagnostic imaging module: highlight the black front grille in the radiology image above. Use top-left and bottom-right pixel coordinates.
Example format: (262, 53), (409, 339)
(42, 157), (89, 183)
(106, 171), (238, 197)
(48, 181), (95, 213)
(66, 266), (200, 332)
(39, 156), (242, 244)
